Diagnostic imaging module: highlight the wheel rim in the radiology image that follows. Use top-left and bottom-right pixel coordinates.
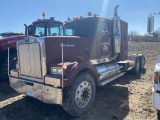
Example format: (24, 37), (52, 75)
(75, 81), (92, 108)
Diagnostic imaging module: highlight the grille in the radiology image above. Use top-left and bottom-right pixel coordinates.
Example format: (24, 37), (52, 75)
(18, 43), (42, 78)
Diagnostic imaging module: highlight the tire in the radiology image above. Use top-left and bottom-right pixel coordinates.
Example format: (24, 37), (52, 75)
(63, 73), (96, 116)
(132, 57), (140, 75)
(0, 54), (17, 81)
(139, 54), (145, 71)
(157, 110), (160, 120)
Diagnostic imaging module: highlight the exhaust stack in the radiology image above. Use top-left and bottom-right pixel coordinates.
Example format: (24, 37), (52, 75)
(113, 5), (121, 54)
(114, 5), (119, 17)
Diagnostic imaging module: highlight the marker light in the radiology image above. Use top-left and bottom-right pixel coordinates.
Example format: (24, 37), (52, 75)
(94, 14), (97, 17)
(42, 12), (45, 17)
(154, 73), (159, 84)
(78, 56), (84, 61)
(73, 17), (76, 21)
(80, 16), (84, 19)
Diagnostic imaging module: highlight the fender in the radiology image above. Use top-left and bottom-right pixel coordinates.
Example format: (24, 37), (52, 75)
(64, 61), (99, 87)
(0, 35), (27, 51)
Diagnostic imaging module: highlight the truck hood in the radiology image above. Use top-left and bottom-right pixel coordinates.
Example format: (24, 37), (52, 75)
(0, 35), (27, 50)
(44, 36), (97, 74)
(0, 35), (27, 42)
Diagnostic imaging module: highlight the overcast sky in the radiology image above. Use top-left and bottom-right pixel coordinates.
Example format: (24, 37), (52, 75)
(0, 0), (160, 34)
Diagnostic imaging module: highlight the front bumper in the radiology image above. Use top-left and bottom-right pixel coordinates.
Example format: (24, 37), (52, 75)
(10, 77), (62, 105)
(152, 87), (160, 110)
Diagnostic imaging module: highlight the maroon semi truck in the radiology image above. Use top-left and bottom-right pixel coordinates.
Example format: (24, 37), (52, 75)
(9, 6), (145, 116)
(0, 17), (63, 81)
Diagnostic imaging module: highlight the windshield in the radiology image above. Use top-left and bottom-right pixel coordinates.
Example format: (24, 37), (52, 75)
(33, 22), (63, 37)
(64, 23), (76, 36)
(47, 22), (63, 36)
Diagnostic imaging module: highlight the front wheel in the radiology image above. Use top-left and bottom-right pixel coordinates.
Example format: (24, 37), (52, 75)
(0, 54), (17, 81)
(63, 73), (96, 116)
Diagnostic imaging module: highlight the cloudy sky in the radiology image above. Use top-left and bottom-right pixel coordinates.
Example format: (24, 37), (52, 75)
(0, 0), (160, 34)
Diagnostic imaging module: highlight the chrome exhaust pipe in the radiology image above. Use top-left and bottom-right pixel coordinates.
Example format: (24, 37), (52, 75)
(8, 47), (10, 78)
(113, 5), (121, 54)
(114, 5), (119, 17)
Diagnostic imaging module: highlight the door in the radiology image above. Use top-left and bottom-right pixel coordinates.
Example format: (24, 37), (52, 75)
(97, 20), (112, 59)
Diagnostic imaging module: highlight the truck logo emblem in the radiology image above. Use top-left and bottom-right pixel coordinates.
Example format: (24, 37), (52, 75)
(101, 42), (109, 51)
(60, 43), (75, 47)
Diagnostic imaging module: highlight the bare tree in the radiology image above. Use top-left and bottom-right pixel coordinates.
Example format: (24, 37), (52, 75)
(128, 31), (158, 42)
(129, 30), (139, 41)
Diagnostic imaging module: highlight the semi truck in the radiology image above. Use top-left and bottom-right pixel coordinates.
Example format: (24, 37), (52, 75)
(9, 5), (145, 116)
(148, 13), (160, 119)
(0, 15), (63, 81)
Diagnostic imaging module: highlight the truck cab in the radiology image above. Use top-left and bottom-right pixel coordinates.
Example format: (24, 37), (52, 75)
(10, 6), (145, 116)
(0, 16), (63, 81)
(25, 17), (63, 37)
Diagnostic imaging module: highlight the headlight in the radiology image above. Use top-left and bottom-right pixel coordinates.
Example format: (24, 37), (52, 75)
(51, 67), (63, 75)
(51, 68), (57, 74)
(57, 69), (62, 74)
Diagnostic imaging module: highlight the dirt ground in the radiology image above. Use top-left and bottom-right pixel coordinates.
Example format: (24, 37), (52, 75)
(0, 42), (160, 120)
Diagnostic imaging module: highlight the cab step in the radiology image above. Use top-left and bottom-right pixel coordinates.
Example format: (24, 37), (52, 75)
(99, 72), (124, 86)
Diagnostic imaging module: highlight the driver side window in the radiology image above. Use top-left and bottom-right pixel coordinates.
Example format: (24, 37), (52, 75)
(65, 28), (74, 36)
(97, 21), (109, 36)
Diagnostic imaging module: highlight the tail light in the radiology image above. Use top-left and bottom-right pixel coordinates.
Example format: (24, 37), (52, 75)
(154, 73), (159, 84)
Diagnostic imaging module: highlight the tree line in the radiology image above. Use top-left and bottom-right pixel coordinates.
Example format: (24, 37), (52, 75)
(128, 30), (159, 42)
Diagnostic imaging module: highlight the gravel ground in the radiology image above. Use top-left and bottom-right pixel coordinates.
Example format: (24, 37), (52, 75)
(0, 42), (159, 120)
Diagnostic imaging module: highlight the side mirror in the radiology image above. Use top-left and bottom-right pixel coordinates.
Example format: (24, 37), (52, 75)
(28, 25), (33, 35)
(24, 24), (28, 35)
(147, 16), (154, 33)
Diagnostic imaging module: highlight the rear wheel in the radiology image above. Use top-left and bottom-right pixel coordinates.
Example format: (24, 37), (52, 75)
(138, 54), (145, 71)
(63, 73), (96, 116)
(132, 57), (140, 75)
(0, 54), (17, 81)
